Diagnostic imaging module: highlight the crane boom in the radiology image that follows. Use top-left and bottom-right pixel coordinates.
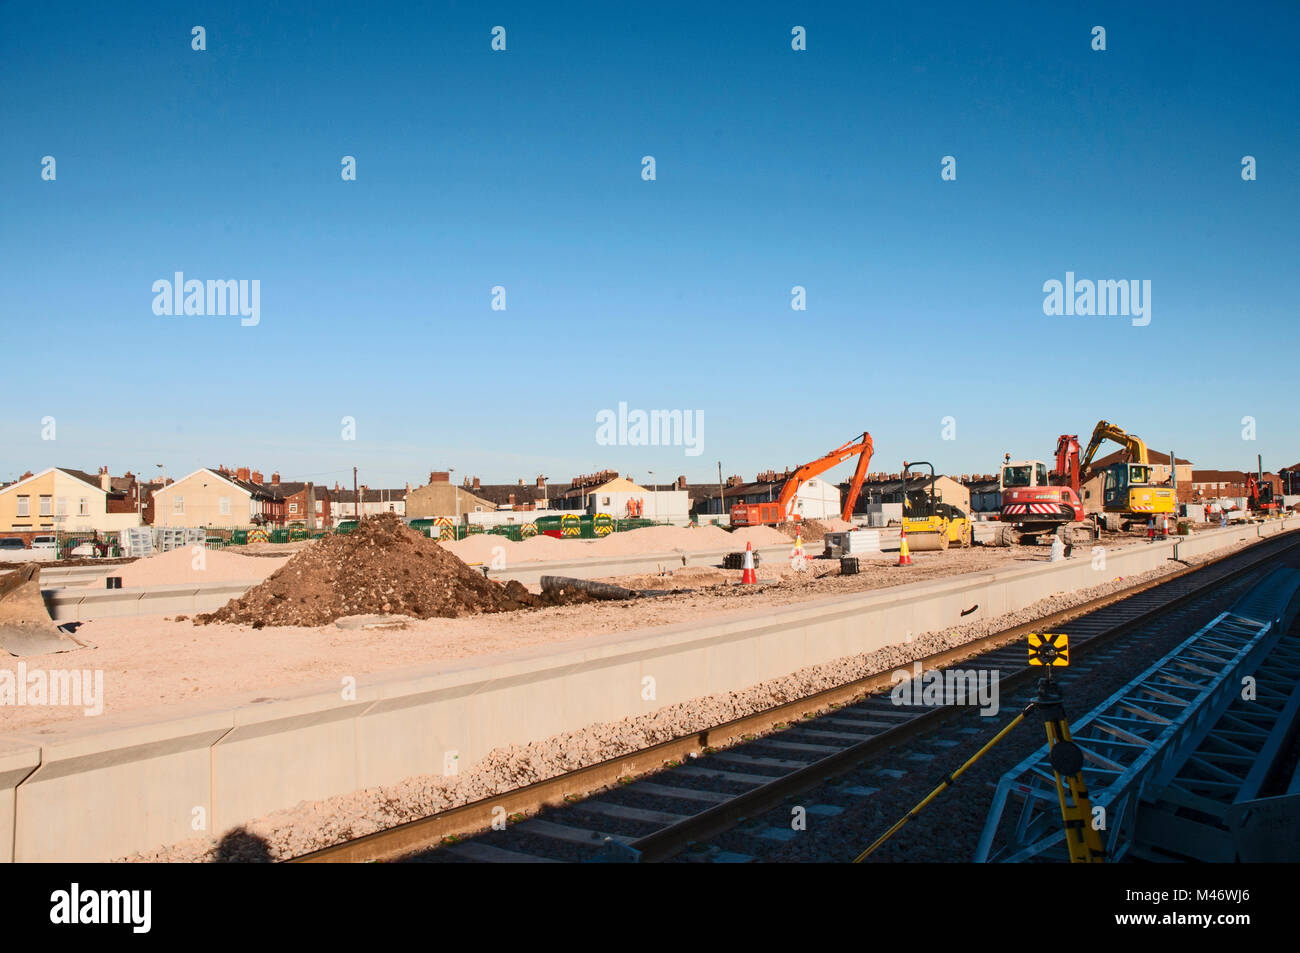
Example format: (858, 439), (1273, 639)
(775, 432), (874, 521)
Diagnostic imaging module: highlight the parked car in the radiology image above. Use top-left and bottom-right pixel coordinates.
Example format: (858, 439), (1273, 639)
(0, 537), (44, 563)
(30, 535), (57, 554)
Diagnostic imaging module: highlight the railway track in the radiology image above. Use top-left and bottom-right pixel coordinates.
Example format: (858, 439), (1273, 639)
(291, 528), (1300, 864)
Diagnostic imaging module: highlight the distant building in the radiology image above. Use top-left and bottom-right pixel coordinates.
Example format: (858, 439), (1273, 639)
(402, 472), (487, 521)
(0, 467), (142, 540)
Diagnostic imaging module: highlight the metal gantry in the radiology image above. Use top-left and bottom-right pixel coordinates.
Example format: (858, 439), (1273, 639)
(975, 568), (1300, 863)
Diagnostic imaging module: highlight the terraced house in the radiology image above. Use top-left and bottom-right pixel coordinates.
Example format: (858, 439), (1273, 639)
(0, 467), (142, 542)
(149, 466), (287, 528)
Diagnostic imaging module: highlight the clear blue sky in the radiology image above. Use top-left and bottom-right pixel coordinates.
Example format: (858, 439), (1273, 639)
(2, 2), (1297, 489)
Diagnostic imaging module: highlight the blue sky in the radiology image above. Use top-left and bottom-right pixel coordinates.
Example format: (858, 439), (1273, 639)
(2, 2), (1297, 489)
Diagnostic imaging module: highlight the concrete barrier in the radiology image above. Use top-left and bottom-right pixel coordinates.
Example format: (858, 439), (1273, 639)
(43, 580), (262, 622)
(37, 546), (798, 621)
(3, 521), (1293, 861)
(10, 709), (233, 862)
(0, 740), (39, 863)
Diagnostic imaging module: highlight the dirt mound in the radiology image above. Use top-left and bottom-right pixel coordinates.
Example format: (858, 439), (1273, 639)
(776, 519), (839, 543)
(198, 514), (567, 627)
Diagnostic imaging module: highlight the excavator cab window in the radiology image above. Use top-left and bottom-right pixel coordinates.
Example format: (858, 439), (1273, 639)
(1002, 465), (1033, 488)
(1129, 464), (1150, 486)
(1035, 463), (1048, 487)
(1103, 465), (1127, 506)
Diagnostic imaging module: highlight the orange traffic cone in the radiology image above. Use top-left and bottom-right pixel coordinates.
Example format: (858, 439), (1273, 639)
(790, 532), (807, 572)
(898, 525), (912, 566)
(742, 540), (757, 584)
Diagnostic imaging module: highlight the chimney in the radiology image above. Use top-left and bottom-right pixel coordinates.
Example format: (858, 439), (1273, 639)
(334, 481), (341, 492)
(430, 471), (450, 484)
(472, 477), (481, 491)
(508, 492), (516, 506)
(236, 467), (251, 482)
(251, 470), (264, 485)
(100, 467), (111, 491)
(271, 472), (280, 486)
(517, 478), (524, 486)
(20, 471), (33, 481)
(405, 482), (411, 493)
(536, 475), (546, 488)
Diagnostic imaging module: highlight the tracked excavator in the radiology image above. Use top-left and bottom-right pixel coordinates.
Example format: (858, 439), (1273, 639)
(996, 421), (1176, 545)
(1079, 420), (1176, 531)
(0, 564), (86, 657)
(995, 435), (1089, 547)
(730, 432), (874, 527)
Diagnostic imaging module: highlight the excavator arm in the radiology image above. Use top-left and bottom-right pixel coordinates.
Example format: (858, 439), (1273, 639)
(1054, 434), (1083, 495)
(1080, 420), (1150, 472)
(775, 432), (874, 522)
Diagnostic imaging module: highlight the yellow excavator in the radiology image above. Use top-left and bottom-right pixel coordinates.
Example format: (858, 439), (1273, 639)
(1079, 420), (1176, 531)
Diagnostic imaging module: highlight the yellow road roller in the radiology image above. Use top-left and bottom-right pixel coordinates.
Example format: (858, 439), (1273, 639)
(901, 460), (971, 551)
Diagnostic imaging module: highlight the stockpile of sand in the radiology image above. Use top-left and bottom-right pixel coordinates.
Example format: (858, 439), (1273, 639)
(442, 523), (788, 565)
(99, 548), (288, 588)
(198, 514), (556, 627)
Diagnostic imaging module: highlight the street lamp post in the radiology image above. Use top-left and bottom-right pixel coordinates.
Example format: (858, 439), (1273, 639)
(648, 470), (657, 523)
(156, 464), (167, 531)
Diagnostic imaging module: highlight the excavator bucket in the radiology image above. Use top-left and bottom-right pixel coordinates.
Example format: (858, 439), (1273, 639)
(0, 565), (83, 657)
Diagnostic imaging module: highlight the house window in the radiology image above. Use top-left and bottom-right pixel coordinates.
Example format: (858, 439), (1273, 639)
(219, 496), (231, 515)
(56, 497), (67, 515)
(16, 496), (29, 517)
(39, 495), (52, 516)
(174, 496), (184, 514)
(289, 502), (298, 514)
(250, 499), (257, 515)
(79, 498), (89, 516)
(315, 500), (322, 514)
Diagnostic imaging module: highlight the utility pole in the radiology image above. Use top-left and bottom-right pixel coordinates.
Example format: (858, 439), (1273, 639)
(718, 461), (725, 521)
(353, 467), (359, 522)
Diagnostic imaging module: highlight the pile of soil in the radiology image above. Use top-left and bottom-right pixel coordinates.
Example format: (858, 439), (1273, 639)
(198, 514), (579, 628)
(778, 519), (834, 543)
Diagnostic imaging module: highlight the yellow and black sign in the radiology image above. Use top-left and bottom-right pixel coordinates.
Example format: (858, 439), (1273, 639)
(1027, 632), (1070, 667)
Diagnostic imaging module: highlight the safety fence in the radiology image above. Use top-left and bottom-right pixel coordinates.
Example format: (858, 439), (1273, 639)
(43, 515), (676, 558)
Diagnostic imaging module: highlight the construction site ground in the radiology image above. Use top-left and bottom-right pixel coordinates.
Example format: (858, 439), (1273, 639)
(4, 521), (1207, 733)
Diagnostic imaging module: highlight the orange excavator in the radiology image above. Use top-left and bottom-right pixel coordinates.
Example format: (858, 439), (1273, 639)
(730, 432), (874, 526)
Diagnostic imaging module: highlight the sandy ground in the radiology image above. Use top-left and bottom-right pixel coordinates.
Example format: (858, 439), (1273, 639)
(3, 534), (1179, 734)
(93, 548), (289, 588)
(122, 539), (1243, 863)
(443, 523), (790, 564)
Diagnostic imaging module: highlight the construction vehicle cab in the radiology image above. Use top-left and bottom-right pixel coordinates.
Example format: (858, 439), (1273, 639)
(1001, 460), (1049, 490)
(901, 461), (971, 551)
